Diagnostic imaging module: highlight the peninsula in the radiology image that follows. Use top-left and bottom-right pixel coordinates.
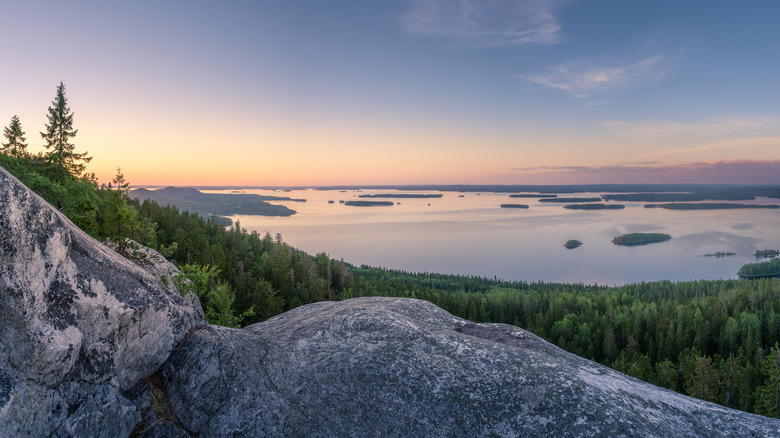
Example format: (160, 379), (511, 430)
(130, 187), (298, 217)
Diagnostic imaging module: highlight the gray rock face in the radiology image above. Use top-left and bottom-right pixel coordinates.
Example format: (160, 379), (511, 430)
(164, 297), (780, 437)
(0, 166), (206, 436)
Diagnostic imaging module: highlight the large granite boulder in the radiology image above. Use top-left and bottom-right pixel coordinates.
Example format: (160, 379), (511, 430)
(0, 166), (206, 436)
(163, 297), (780, 437)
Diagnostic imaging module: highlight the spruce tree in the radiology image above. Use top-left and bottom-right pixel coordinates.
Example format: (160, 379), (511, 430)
(101, 167), (137, 254)
(756, 343), (780, 418)
(40, 82), (91, 178)
(2, 115), (28, 157)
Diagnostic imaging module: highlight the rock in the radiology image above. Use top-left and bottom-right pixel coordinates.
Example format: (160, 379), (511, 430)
(108, 238), (188, 298)
(0, 165), (206, 436)
(163, 297), (780, 437)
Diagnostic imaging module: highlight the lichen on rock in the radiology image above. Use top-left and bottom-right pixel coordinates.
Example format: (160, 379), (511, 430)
(0, 165), (205, 437)
(162, 297), (780, 437)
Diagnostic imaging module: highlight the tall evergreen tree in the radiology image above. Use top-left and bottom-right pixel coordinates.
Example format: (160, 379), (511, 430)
(40, 82), (91, 178)
(2, 115), (28, 157)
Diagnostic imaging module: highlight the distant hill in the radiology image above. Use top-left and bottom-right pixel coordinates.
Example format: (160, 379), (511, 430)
(130, 187), (299, 217)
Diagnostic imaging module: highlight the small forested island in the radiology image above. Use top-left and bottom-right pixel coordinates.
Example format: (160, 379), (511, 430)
(603, 193), (756, 202)
(738, 259), (780, 279)
(500, 203), (529, 209)
(358, 193), (443, 199)
(644, 203), (780, 210)
(344, 200), (394, 207)
(509, 193), (557, 198)
(539, 197), (602, 203)
(564, 240), (582, 249)
(564, 204), (625, 210)
(612, 232), (672, 246)
(755, 249), (780, 259)
(702, 251), (736, 258)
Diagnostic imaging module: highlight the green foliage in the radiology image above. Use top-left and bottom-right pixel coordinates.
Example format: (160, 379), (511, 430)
(134, 199), (352, 323)
(756, 344), (780, 417)
(98, 167), (140, 253)
(40, 82), (91, 179)
(175, 264), (253, 328)
(2, 115), (28, 157)
(739, 259), (780, 279)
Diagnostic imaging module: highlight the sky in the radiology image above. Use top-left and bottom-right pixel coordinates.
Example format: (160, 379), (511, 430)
(1, 0), (780, 186)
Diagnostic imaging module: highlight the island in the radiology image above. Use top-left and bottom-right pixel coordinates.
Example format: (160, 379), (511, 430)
(564, 240), (582, 249)
(755, 249), (780, 259)
(500, 204), (529, 209)
(738, 258), (780, 279)
(344, 200), (394, 207)
(130, 187), (298, 217)
(603, 193), (756, 202)
(539, 197), (602, 203)
(644, 203), (780, 210)
(358, 194), (443, 199)
(509, 194), (558, 198)
(612, 233), (672, 246)
(702, 252), (737, 258)
(564, 204), (625, 210)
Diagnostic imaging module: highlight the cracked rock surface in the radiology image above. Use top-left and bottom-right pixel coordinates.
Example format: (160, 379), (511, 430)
(164, 297), (780, 437)
(0, 165), (205, 437)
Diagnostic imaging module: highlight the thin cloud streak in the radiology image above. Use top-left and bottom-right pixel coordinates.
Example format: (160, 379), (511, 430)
(502, 160), (780, 184)
(604, 118), (769, 139)
(523, 54), (672, 97)
(649, 137), (780, 156)
(401, 0), (564, 47)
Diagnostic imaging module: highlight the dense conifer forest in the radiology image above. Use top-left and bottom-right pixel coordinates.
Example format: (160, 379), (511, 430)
(4, 86), (780, 417)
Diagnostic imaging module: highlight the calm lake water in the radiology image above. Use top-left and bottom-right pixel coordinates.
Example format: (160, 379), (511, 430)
(210, 189), (780, 285)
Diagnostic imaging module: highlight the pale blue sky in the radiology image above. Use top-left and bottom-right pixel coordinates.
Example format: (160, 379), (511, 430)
(1, 0), (779, 184)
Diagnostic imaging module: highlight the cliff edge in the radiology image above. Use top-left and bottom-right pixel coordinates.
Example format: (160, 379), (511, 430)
(0, 166), (205, 437)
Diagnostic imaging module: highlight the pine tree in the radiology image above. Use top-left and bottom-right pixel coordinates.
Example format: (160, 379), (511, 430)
(2, 115), (28, 157)
(40, 82), (91, 178)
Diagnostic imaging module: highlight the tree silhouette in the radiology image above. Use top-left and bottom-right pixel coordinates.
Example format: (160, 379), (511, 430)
(40, 82), (91, 178)
(2, 115), (28, 157)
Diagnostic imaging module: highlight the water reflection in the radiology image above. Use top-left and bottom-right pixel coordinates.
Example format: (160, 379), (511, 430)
(207, 189), (780, 285)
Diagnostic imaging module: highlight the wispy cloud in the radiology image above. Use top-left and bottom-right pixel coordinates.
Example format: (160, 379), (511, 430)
(603, 118), (768, 139)
(400, 0), (565, 47)
(523, 54), (672, 97)
(501, 160), (780, 184)
(649, 137), (780, 157)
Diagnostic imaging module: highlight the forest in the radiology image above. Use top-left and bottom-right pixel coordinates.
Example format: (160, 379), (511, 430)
(4, 83), (780, 418)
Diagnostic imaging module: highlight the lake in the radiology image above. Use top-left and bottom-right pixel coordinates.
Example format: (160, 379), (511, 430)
(208, 189), (780, 285)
